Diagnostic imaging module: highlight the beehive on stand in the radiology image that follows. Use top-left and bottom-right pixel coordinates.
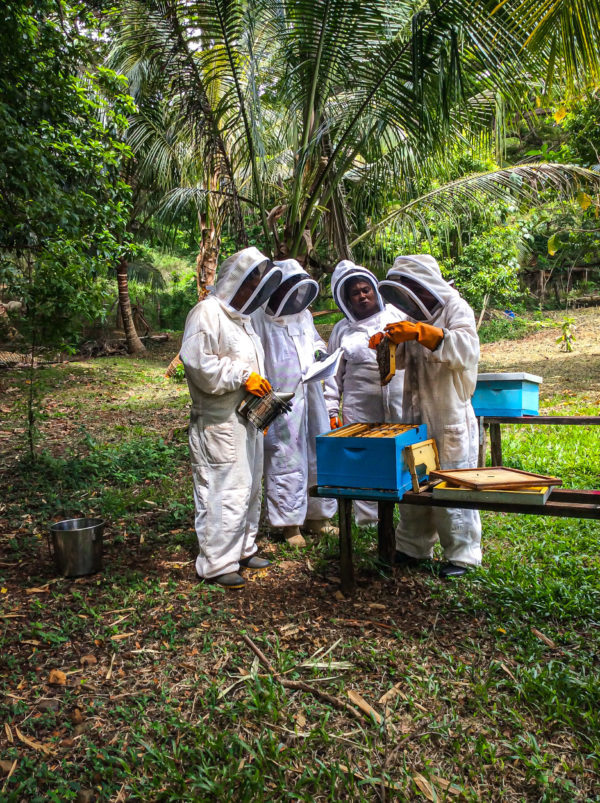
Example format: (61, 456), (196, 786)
(316, 422), (428, 494)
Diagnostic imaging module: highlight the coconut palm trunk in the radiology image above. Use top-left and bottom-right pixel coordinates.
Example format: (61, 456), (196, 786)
(116, 257), (146, 354)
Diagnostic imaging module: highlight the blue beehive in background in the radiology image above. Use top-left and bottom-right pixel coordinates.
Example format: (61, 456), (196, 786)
(316, 422), (428, 492)
(471, 372), (543, 417)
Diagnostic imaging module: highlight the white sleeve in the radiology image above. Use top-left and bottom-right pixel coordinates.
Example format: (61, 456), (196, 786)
(180, 304), (250, 395)
(431, 300), (479, 372)
(323, 323), (344, 417)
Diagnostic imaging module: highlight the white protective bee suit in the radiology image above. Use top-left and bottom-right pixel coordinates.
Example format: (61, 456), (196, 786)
(324, 261), (405, 524)
(180, 248), (282, 579)
(379, 254), (482, 567)
(252, 260), (337, 527)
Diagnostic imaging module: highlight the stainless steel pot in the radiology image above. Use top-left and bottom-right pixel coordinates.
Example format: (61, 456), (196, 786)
(49, 518), (104, 577)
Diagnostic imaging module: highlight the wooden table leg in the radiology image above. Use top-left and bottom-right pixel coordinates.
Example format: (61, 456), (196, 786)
(377, 501), (395, 566)
(489, 422), (503, 466)
(478, 416), (488, 467)
(338, 498), (354, 594)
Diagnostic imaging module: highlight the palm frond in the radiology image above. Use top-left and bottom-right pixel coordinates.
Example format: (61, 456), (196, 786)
(492, 0), (600, 95)
(127, 261), (167, 289)
(350, 162), (600, 247)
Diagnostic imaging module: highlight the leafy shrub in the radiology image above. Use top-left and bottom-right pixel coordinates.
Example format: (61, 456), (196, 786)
(449, 225), (525, 310)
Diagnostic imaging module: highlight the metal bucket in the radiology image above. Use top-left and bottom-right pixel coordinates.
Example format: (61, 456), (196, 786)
(237, 390), (294, 430)
(49, 518), (104, 577)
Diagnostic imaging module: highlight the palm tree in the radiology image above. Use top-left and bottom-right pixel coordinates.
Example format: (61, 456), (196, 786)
(113, 0), (600, 276)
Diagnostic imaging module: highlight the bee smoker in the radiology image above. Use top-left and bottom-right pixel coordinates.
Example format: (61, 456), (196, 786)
(237, 389), (294, 430)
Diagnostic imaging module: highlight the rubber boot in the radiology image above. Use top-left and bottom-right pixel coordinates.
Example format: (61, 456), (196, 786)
(283, 525), (306, 547)
(197, 572), (246, 589)
(240, 555), (271, 570)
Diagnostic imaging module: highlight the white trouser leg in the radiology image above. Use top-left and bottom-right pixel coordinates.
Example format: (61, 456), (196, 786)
(354, 500), (378, 526)
(190, 415), (256, 579)
(395, 505), (438, 558)
(396, 505), (482, 566)
(240, 430), (262, 560)
(434, 506), (482, 566)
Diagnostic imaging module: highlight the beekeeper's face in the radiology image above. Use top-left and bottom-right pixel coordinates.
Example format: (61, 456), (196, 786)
(347, 279), (379, 320)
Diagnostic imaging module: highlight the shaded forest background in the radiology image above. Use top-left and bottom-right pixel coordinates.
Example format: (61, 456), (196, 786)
(1, 0), (600, 362)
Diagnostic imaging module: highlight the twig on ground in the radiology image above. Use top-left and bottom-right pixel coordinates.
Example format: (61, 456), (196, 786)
(240, 633), (365, 723)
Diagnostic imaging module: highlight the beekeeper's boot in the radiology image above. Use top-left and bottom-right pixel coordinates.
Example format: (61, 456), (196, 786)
(197, 572), (246, 589)
(240, 555), (271, 570)
(283, 526), (306, 547)
(303, 519), (339, 537)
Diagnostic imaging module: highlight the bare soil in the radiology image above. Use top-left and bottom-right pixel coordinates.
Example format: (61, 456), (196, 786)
(479, 307), (600, 403)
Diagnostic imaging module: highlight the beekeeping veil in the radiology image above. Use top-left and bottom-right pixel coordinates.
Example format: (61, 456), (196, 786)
(216, 247), (282, 315)
(331, 260), (384, 322)
(379, 254), (455, 322)
(265, 259), (319, 317)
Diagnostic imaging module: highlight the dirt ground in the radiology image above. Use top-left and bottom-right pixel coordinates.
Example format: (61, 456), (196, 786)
(478, 307), (600, 402)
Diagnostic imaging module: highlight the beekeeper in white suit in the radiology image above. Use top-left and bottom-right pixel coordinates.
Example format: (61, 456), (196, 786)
(252, 259), (337, 547)
(180, 247), (282, 589)
(370, 254), (481, 578)
(325, 260), (405, 525)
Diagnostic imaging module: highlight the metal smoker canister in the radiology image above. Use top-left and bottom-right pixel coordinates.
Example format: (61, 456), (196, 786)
(237, 390), (294, 430)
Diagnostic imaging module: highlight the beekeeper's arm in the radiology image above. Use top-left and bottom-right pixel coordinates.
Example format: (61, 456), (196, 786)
(323, 325), (344, 427)
(180, 304), (268, 396)
(427, 302), (479, 372)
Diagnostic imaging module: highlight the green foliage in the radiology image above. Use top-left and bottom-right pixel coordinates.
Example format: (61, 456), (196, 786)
(477, 315), (533, 343)
(556, 316), (577, 351)
(0, 1), (134, 350)
(170, 362), (187, 383)
(560, 91), (600, 168)
(448, 225), (525, 310)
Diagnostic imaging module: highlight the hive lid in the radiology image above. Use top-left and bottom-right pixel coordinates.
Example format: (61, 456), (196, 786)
(476, 372), (543, 384)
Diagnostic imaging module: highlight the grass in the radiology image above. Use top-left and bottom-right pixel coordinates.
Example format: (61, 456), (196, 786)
(0, 350), (599, 800)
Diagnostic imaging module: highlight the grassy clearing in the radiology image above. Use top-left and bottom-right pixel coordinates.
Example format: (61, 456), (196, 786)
(0, 352), (599, 801)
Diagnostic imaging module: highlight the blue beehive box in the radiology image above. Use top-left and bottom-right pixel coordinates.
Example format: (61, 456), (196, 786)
(316, 422), (428, 492)
(471, 372), (543, 417)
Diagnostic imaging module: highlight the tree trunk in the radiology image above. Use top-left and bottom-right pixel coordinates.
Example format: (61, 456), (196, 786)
(196, 223), (219, 300)
(117, 258), (146, 354)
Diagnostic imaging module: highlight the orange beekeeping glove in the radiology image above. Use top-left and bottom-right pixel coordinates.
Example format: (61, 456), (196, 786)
(330, 416), (341, 429)
(368, 332), (386, 349)
(244, 372), (272, 397)
(384, 320), (444, 351)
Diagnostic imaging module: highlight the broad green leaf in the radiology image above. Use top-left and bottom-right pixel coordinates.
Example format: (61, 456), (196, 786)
(547, 233), (560, 256)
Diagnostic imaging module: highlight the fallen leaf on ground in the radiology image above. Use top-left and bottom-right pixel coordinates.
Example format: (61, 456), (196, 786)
(295, 712), (307, 729)
(379, 682), (406, 705)
(531, 627), (556, 648)
(15, 726), (53, 755)
(48, 669), (67, 686)
(429, 774), (462, 795)
(500, 662), (517, 682)
(347, 689), (383, 725)
(80, 654), (97, 668)
(413, 772), (434, 800)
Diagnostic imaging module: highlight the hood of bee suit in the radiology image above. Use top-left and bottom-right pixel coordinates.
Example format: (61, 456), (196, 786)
(215, 246), (282, 315)
(330, 259), (384, 322)
(265, 259), (319, 317)
(379, 254), (458, 323)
